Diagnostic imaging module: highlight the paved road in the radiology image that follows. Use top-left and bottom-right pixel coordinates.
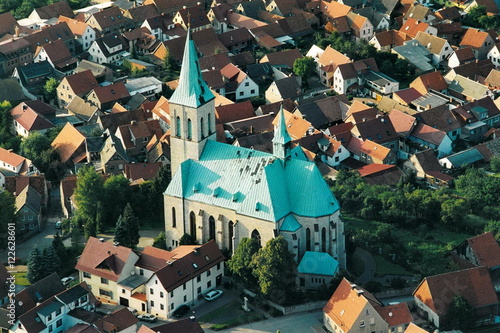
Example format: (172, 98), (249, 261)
(206, 309), (324, 333)
(354, 247), (376, 284)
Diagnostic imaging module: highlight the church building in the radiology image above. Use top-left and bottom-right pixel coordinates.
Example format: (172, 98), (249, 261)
(163, 28), (346, 269)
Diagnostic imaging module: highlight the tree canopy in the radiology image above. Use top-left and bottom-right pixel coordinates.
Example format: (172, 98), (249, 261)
(73, 165), (104, 238)
(293, 57), (316, 89)
(114, 203), (140, 249)
(227, 237), (260, 288)
(0, 190), (16, 249)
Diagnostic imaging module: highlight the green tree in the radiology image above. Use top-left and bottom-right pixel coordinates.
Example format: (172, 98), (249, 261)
(227, 237), (260, 288)
(491, 156), (500, 173)
(251, 236), (296, 304)
(0, 100), (20, 151)
(152, 231), (167, 250)
(102, 174), (131, 228)
(20, 132), (58, 173)
(41, 77), (59, 102)
(0, 190), (16, 249)
(114, 203), (140, 249)
(41, 246), (61, 278)
(293, 57), (316, 89)
(485, 220), (500, 241)
(27, 246), (44, 283)
(163, 49), (177, 71)
(74, 165), (104, 226)
(447, 296), (475, 330)
(179, 233), (196, 245)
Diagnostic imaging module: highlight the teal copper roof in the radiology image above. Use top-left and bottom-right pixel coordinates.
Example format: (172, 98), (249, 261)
(280, 214), (302, 232)
(297, 251), (339, 276)
(168, 28), (214, 108)
(165, 140), (340, 221)
(272, 105), (291, 145)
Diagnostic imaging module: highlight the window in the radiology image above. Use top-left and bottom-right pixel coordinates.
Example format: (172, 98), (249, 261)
(172, 207), (176, 228)
(160, 304), (164, 310)
(217, 263), (221, 270)
(251, 89), (255, 94)
(150, 300), (154, 307)
(360, 320), (365, 328)
(239, 91), (244, 96)
(56, 308), (61, 316)
(139, 269), (144, 276)
(187, 118), (192, 140)
(197, 275), (201, 283)
(160, 291), (164, 298)
(184, 295), (187, 302)
(47, 314), (52, 321)
(56, 319), (62, 328)
(207, 281), (212, 288)
(101, 278), (108, 284)
(245, 82), (249, 87)
(197, 286), (201, 295)
(83, 272), (91, 278)
(170, 303), (174, 310)
(48, 324), (53, 332)
(150, 288), (154, 294)
(176, 116), (181, 136)
(208, 113), (212, 133)
(122, 289), (126, 294)
(170, 291), (174, 297)
(207, 270), (211, 277)
(99, 289), (112, 297)
(183, 283), (186, 290)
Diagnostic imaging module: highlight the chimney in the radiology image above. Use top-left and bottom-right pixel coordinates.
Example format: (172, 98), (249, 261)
(99, 237), (104, 242)
(14, 25), (19, 37)
(22, 104), (28, 111)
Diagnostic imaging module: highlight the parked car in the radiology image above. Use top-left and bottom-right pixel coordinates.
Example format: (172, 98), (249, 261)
(127, 307), (138, 316)
(60, 276), (75, 287)
(173, 304), (190, 318)
(137, 314), (157, 322)
(204, 290), (223, 301)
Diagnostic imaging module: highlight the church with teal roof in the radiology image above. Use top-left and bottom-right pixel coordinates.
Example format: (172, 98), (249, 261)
(163, 29), (346, 270)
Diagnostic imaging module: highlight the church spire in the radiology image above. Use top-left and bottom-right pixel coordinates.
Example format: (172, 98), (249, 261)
(168, 28), (214, 108)
(272, 104), (291, 159)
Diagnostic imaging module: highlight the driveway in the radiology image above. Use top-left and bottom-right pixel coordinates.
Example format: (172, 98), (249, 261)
(206, 309), (324, 333)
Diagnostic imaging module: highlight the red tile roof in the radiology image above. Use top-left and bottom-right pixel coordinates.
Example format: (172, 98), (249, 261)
(216, 100), (255, 124)
(75, 237), (137, 282)
(399, 18), (430, 38)
(460, 28), (491, 49)
(466, 232), (500, 269)
(124, 162), (162, 181)
(357, 163), (398, 177)
(0, 147), (26, 169)
(405, 323), (430, 333)
(10, 101), (55, 132)
(410, 71), (448, 95)
(63, 70), (98, 96)
(90, 82), (130, 104)
(413, 266), (498, 316)
(51, 123), (86, 164)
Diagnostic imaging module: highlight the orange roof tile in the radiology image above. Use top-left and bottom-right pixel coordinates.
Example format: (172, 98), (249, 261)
(405, 323), (429, 333)
(388, 109), (416, 136)
(460, 28), (490, 49)
(399, 18), (429, 38)
(318, 45), (351, 68)
(466, 232), (500, 269)
(410, 71), (448, 95)
(375, 303), (412, 327)
(0, 147), (26, 168)
(323, 0), (352, 19)
(271, 110), (312, 140)
(58, 16), (92, 37)
(413, 266), (498, 316)
(51, 123), (86, 164)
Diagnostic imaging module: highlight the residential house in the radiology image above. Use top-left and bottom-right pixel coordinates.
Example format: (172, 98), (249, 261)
(387, 109), (418, 159)
(392, 87), (422, 106)
(297, 251), (339, 289)
(97, 109), (149, 135)
(143, 0), (199, 17)
(260, 48), (303, 74)
(235, 0), (266, 19)
(115, 119), (163, 157)
(60, 175), (77, 217)
(403, 149), (454, 186)
(453, 98), (500, 142)
(448, 47), (476, 68)
(87, 82), (131, 111)
(100, 132), (130, 174)
(363, 71), (399, 96)
(265, 76), (302, 103)
(444, 59), (494, 82)
(75, 60), (114, 83)
(369, 30), (411, 52)
(146, 133), (171, 167)
(173, 4), (211, 31)
(217, 28), (254, 53)
(12, 61), (62, 100)
(332, 58), (378, 95)
(409, 71), (448, 95)
(295, 95), (350, 129)
(408, 123), (453, 158)
(351, 115), (399, 152)
(28, 1), (74, 21)
(392, 40), (434, 73)
(347, 137), (396, 164)
(353, 7), (390, 32)
(34, 39), (78, 74)
(357, 164), (404, 186)
(15, 186), (42, 234)
(10, 100), (55, 137)
(68, 308), (139, 333)
(86, 6), (128, 36)
(485, 69), (500, 89)
(460, 28), (495, 60)
(0, 38), (32, 76)
(215, 101), (255, 125)
(0, 12), (20, 39)
(434, 21), (464, 45)
(453, 232), (500, 275)
(141, 15), (182, 42)
(319, 136), (350, 167)
(24, 22), (76, 55)
(465, 0), (500, 15)
(67, 96), (101, 123)
(324, 278), (413, 333)
(413, 267), (499, 328)
(0, 147), (37, 176)
(51, 123), (87, 168)
(88, 33), (130, 65)
(448, 74), (491, 102)
(434, 6), (462, 21)
(137, 318), (203, 333)
(403, 4), (436, 23)
(124, 162), (162, 184)
(415, 31), (453, 66)
(321, 0), (352, 20)
(346, 12), (374, 41)
(317, 46), (351, 87)
(487, 42), (500, 68)
(414, 105), (461, 141)
(57, 70), (99, 107)
(266, 0), (300, 17)
(220, 63), (259, 101)
(399, 18), (437, 39)
(122, 4), (159, 27)
(77, 237), (225, 319)
(58, 16), (97, 52)
(4, 174), (48, 208)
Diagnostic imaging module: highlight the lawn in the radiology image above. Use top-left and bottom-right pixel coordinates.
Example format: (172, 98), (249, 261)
(12, 272), (30, 286)
(373, 255), (413, 277)
(198, 301), (264, 330)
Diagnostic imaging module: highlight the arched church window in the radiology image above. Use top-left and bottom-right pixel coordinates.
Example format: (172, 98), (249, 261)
(176, 116), (181, 137)
(209, 216), (216, 241)
(251, 229), (261, 247)
(190, 211), (196, 242)
(207, 113), (212, 134)
(187, 119), (192, 140)
(172, 207), (176, 228)
(321, 227), (326, 252)
(200, 117), (205, 138)
(228, 221), (234, 253)
(306, 228), (311, 251)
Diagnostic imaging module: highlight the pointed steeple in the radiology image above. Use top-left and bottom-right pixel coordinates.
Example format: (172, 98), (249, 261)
(168, 28), (214, 108)
(272, 104), (291, 159)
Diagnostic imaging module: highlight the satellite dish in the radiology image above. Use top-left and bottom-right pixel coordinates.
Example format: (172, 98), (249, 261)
(130, 271), (136, 276)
